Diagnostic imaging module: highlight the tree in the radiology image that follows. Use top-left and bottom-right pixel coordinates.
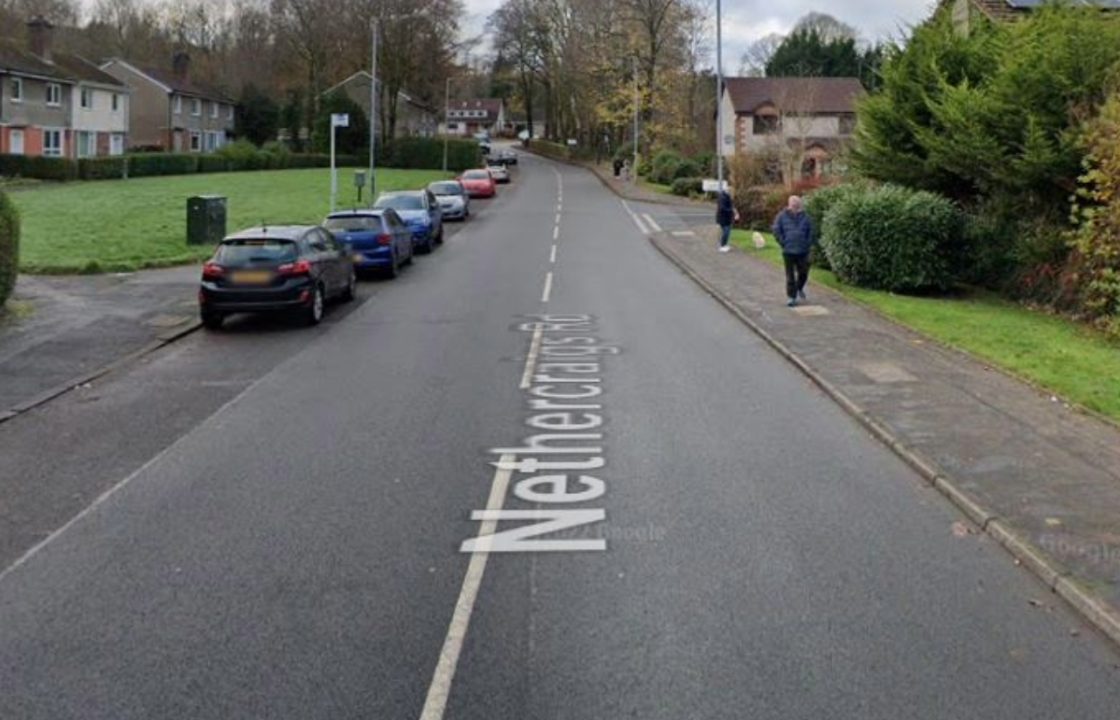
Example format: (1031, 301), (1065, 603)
(739, 33), (783, 77)
(236, 83), (281, 145)
(765, 27), (861, 78)
(313, 91), (370, 154)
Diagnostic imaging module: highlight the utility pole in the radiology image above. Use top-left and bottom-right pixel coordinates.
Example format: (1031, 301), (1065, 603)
(632, 55), (639, 183)
(442, 76), (451, 172)
(715, 0), (724, 190)
(369, 18), (379, 204)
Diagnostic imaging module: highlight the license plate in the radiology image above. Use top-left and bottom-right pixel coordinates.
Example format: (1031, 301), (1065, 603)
(230, 270), (272, 285)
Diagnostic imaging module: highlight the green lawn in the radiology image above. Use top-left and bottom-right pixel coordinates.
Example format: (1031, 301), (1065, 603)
(731, 230), (1120, 422)
(11, 168), (452, 274)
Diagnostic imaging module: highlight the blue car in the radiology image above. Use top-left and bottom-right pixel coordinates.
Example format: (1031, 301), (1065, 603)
(323, 208), (414, 278)
(373, 190), (443, 254)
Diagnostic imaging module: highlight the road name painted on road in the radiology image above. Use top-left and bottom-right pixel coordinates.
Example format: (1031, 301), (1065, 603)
(462, 314), (618, 553)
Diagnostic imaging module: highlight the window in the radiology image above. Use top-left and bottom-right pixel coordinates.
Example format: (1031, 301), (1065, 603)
(205, 131), (217, 152)
(210, 101), (218, 119)
(227, 104), (234, 121)
(111, 93), (120, 112)
(43, 128), (63, 156)
(80, 87), (93, 110)
(753, 114), (780, 135)
(76, 131), (95, 158)
(839, 114), (857, 135)
(10, 78), (22, 103)
(191, 98), (201, 116)
(190, 131), (201, 152)
(46, 83), (62, 106)
(173, 95), (182, 114)
(110, 133), (124, 156)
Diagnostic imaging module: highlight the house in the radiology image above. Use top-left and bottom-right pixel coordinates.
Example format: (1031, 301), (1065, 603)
(323, 71), (439, 138)
(101, 53), (235, 152)
(719, 76), (864, 179)
(942, 0), (1120, 36)
(0, 17), (130, 158)
(442, 98), (506, 137)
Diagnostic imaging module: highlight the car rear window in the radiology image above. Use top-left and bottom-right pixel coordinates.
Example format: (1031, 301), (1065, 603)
(463, 170), (490, 180)
(215, 239), (297, 264)
(375, 194), (424, 210)
(324, 216), (384, 233)
(430, 182), (463, 195)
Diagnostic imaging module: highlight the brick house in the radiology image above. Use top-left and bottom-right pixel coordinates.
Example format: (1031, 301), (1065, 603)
(323, 71), (439, 138)
(718, 77), (864, 179)
(941, 0), (1120, 36)
(101, 53), (235, 152)
(0, 17), (130, 159)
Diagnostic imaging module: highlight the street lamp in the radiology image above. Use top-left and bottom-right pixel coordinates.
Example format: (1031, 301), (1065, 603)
(716, 0), (724, 190)
(443, 76), (452, 172)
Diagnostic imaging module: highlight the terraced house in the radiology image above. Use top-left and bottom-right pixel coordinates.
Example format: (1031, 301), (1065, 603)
(0, 17), (130, 158)
(101, 53), (235, 153)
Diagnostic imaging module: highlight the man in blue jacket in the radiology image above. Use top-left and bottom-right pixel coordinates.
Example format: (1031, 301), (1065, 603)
(772, 195), (815, 307)
(716, 189), (739, 253)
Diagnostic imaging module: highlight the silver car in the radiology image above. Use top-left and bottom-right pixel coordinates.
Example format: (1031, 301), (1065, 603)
(486, 163), (511, 184)
(428, 180), (471, 221)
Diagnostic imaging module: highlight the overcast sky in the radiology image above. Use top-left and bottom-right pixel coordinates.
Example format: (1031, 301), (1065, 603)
(462, 0), (937, 67)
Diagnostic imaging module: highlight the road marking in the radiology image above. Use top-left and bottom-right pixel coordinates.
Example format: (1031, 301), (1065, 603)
(541, 271), (553, 303)
(557, 203), (562, 213)
(555, 213), (562, 226)
(672, 230), (696, 237)
(519, 323), (544, 390)
(549, 245), (557, 263)
(553, 225), (560, 241)
(419, 453), (516, 720)
(620, 200), (649, 235)
(642, 214), (663, 233)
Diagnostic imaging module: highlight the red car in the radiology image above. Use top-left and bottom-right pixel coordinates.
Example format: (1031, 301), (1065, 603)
(458, 168), (497, 198)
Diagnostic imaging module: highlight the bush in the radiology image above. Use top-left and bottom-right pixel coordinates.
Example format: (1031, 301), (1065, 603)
(529, 139), (570, 161)
(0, 154), (78, 181)
(127, 153), (199, 177)
(823, 184), (965, 292)
(215, 140), (268, 171)
(649, 150), (683, 185)
(736, 185), (789, 231)
(671, 177), (704, 197)
(803, 183), (869, 270)
(288, 153), (332, 168)
(0, 190), (18, 307)
(383, 137), (481, 172)
(78, 157), (126, 181)
(196, 154), (229, 173)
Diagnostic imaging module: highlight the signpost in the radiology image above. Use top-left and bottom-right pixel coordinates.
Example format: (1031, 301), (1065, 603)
(330, 112), (350, 212)
(702, 178), (729, 193)
(369, 19), (379, 204)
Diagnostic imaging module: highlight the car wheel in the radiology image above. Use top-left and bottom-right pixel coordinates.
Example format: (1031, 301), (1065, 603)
(303, 284), (325, 326)
(200, 309), (224, 330)
(385, 251), (400, 278)
(436, 225), (444, 245)
(403, 242), (414, 266)
(342, 268), (357, 301)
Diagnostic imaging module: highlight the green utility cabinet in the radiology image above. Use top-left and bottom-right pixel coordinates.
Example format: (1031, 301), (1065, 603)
(187, 195), (227, 245)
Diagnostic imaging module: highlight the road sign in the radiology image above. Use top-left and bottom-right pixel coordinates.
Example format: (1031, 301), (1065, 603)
(332, 113), (350, 128)
(702, 179), (730, 193)
(566, 139), (578, 146)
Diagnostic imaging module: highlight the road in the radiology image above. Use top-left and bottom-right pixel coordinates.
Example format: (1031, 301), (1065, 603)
(1, 153), (1118, 719)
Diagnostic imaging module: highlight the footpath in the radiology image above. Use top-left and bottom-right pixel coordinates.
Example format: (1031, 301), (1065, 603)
(651, 225), (1120, 650)
(0, 268), (200, 423)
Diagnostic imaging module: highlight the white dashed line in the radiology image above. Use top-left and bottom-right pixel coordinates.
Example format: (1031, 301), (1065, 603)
(549, 245), (557, 263)
(642, 214), (662, 233)
(541, 271), (553, 303)
(553, 225), (560, 241)
(620, 200), (650, 235)
(519, 323), (544, 390)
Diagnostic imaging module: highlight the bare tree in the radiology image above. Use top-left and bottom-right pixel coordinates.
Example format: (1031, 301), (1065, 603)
(738, 33), (783, 77)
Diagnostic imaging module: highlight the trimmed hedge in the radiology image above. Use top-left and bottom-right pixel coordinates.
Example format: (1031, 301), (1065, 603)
(0, 190), (18, 307)
(529, 139), (570, 161)
(671, 177), (703, 197)
(0, 154), (78, 181)
(823, 184), (965, 292)
(128, 153), (200, 177)
(78, 157), (127, 180)
(384, 137), (482, 173)
(803, 183), (868, 271)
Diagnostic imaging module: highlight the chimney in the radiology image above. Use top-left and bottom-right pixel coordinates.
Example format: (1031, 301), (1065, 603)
(172, 51), (190, 83)
(27, 16), (54, 63)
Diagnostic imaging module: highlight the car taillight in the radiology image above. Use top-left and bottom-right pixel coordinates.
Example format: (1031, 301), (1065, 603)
(277, 259), (312, 277)
(202, 262), (224, 280)
(377, 233), (393, 246)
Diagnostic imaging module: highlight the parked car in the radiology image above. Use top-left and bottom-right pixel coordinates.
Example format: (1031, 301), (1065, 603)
(486, 162), (511, 184)
(199, 225), (355, 329)
(428, 180), (471, 221)
(492, 149), (518, 166)
(323, 208), (413, 278)
(459, 168), (497, 198)
(373, 190), (443, 253)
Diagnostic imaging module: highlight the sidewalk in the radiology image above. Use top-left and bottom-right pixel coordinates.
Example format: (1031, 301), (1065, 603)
(651, 226), (1120, 647)
(0, 268), (200, 422)
(551, 157), (715, 210)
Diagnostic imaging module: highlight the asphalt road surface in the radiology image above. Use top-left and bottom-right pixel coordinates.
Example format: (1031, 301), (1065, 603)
(1, 154), (1119, 719)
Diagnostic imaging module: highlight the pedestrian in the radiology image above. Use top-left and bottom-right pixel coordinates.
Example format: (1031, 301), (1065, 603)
(772, 195), (815, 307)
(716, 189), (739, 253)
(622, 159), (632, 182)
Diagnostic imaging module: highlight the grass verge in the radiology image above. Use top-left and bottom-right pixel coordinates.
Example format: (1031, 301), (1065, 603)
(12, 168), (451, 274)
(731, 229), (1120, 422)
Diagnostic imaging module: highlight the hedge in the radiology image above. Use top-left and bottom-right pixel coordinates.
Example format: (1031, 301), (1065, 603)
(127, 153), (200, 177)
(823, 184), (965, 292)
(671, 177), (703, 197)
(802, 183), (869, 271)
(0, 190), (18, 307)
(529, 139), (570, 161)
(78, 157), (127, 180)
(0, 154), (78, 181)
(384, 137), (482, 173)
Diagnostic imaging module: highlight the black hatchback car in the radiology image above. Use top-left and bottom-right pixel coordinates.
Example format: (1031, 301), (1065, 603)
(199, 225), (356, 329)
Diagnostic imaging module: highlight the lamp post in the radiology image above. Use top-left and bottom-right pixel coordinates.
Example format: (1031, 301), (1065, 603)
(715, 0), (724, 190)
(442, 76), (452, 172)
(369, 18), (379, 203)
(632, 56), (639, 183)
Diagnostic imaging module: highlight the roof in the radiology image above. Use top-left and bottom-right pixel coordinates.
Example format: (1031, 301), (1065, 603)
(724, 77), (864, 115)
(326, 209), (387, 217)
(940, 0), (1120, 21)
(224, 226), (314, 241)
(134, 63), (233, 102)
(0, 39), (128, 88)
(323, 72), (436, 113)
(448, 98), (504, 118)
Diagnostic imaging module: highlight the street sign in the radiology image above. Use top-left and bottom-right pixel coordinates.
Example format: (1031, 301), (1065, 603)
(566, 139), (577, 146)
(702, 179), (730, 193)
(332, 113), (350, 128)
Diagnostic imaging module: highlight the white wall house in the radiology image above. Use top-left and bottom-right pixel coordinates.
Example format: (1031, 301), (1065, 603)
(71, 81), (129, 156)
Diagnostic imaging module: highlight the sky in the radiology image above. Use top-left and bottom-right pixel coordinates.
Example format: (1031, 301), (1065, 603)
(462, 0), (937, 68)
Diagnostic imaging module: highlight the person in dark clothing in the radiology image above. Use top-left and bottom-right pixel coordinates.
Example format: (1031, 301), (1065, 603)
(772, 195), (815, 306)
(716, 190), (739, 253)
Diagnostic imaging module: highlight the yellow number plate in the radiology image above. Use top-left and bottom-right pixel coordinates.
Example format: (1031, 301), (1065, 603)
(230, 270), (272, 285)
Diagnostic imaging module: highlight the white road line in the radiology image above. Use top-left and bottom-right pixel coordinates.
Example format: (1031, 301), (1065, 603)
(552, 225), (560, 241)
(541, 271), (553, 303)
(620, 200), (650, 235)
(555, 213), (562, 225)
(519, 323), (544, 390)
(419, 453), (516, 720)
(642, 213), (663, 233)
(549, 245), (557, 263)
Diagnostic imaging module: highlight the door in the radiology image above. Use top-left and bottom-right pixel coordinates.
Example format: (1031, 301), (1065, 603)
(110, 134), (124, 156)
(9, 129), (24, 155)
